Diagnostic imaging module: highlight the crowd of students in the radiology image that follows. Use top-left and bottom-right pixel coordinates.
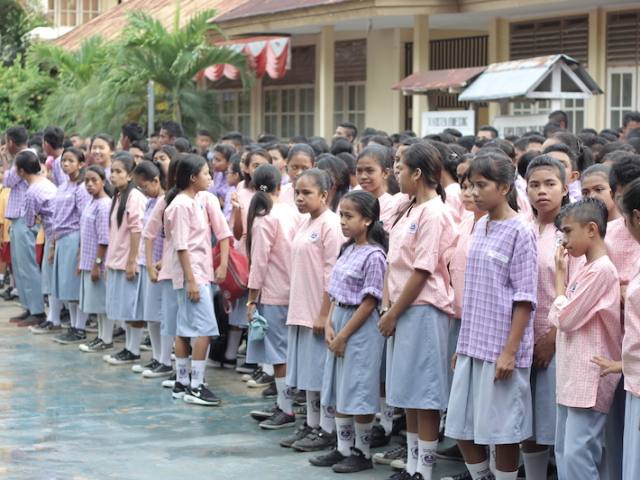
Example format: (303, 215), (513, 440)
(1, 109), (640, 480)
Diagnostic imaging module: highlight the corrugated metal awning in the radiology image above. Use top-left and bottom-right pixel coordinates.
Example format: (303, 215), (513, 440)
(392, 66), (486, 95)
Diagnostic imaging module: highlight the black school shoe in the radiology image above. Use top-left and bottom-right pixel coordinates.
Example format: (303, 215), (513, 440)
(172, 382), (188, 399)
(436, 443), (464, 462)
(259, 408), (295, 430)
(261, 381), (277, 398)
(309, 449), (346, 467)
(387, 471), (413, 480)
(250, 403), (278, 421)
(292, 427), (337, 452)
(112, 326), (126, 342)
(183, 384), (221, 406)
(53, 328), (87, 344)
(370, 424), (391, 448)
(332, 447), (374, 473)
(107, 349), (140, 365)
(236, 362), (258, 374)
(280, 422), (313, 448)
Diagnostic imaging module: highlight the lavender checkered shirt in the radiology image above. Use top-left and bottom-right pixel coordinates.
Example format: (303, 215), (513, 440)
(24, 179), (58, 238)
(4, 166), (28, 220)
(456, 215), (538, 368)
(209, 171), (230, 205)
(137, 196), (164, 266)
(328, 243), (386, 306)
(51, 155), (69, 187)
(79, 196), (111, 271)
(52, 181), (91, 240)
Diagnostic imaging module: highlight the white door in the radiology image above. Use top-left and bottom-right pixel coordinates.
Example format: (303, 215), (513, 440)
(608, 67), (638, 130)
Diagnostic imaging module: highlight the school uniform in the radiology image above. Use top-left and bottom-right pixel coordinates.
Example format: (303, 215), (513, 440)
(386, 196), (458, 410)
(51, 180), (91, 302)
(549, 256), (622, 480)
(286, 208), (343, 392)
(164, 191), (231, 338)
(78, 197), (111, 314)
(445, 214), (537, 445)
(0, 187), (12, 265)
(246, 202), (299, 365)
(50, 155), (68, 187)
(622, 272), (640, 480)
(105, 188), (146, 321)
(208, 171), (230, 206)
(377, 192), (399, 233)
(5, 166), (44, 315)
(134, 196), (164, 322)
(444, 183), (464, 224)
(24, 179), (57, 299)
(321, 243), (386, 414)
(280, 182), (295, 208)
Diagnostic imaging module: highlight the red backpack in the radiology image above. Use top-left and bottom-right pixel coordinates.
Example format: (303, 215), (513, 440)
(212, 243), (248, 302)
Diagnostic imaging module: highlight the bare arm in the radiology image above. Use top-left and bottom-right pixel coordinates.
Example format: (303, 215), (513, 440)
(125, 232), (141, 280)
(177, 249), (199, 302)
(495, 301), (532, 380)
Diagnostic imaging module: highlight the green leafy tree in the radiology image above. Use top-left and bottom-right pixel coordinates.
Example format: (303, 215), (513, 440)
(0, 0), (45, 66)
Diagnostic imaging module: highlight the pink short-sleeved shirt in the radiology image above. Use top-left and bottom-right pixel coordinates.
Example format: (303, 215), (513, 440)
(141, 196), (174, 281)
(287, 209), (344, 328)
(105, 188), (146, 271)
(231, 182), (255, 254)
(378, 192), (399, 233)
(387, 196), (459, 315)
(549, 256), (622, 413)
(623, 272), (640, 397)
(445, 183), (464, 224)
(247, 202), (300, 305)
(605, 217), (640, 286)
(450, 214), (476, 319)
(280, 182), (296, 208)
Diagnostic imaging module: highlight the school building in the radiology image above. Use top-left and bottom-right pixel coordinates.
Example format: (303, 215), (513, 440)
(55, 0), (640, 139)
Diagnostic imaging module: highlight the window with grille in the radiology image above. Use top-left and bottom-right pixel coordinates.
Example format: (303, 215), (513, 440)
(607, 10), (640, 66)
(510, 100), (585, 133)
(263, 86), (315, 139)
(59, 0), (77, 26)
(50, 0), (103, 27)
(510, 16), (589, 65)
(215, 90), (251, 135)
(334, 83), (365, 132)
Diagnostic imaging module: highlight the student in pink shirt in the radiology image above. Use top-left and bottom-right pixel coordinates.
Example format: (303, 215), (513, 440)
(550, 198), (622, 480)
(521, 155), (571, 479)
(280, 168), (344, 453)
(243, 164), (300, 430)
(356, 144), (398, 233)
(279, 143), (315, 208)
(428, 140), (464, 224)
(102, 152), (147, 365)
(379, 142), (458, 480)
(226, 149), (272, 372)
(164, 154), (231, 407)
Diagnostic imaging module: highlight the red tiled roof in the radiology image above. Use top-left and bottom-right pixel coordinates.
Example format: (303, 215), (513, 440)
(54, 0), (246, 50)
(393, 67), (486, 94)
(213, 0), (353, 23)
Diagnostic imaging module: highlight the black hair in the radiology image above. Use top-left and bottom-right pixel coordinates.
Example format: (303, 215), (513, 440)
(543, 122), (563, 138)
(289, 135), (308, 144)
(543, 142), (579, 171)
(160, 120), (184, 139)
(622, 112), (640, 128)
(482, 139), (515, 161)
(443, 128), (462, 139)
(549, 131), (594, 172)
(597, 141), (636, 163)
(627, 128), (640, 140)
(514, 134), (545, 153)
(246, 164), (281, 254)
(133, 159), (164, 190)
(164, 154), (207, 208)
(62, 146), (86, 183)
(317, 154), (350, 212)
(221, 131), (243, 144)
(288, 143), (316, 163)
(338, 122), (358, 141)
(297, 168), (333, 202)
(368, 135), (393, 148)
(339, 190), (388, 253)
(478, 125), (498, 139)
(43, 125), (65, 150)
(6, 126), (28, 146)
(457, 135), (475, 152)
(257, 134), (279, 144)
(331, 137), (354, 156)
(601, 132), (619, 142)
(308, 137), (330, 156)
(518, 150), (541, 179)
(86, 164), (115, 197)
(337, 152), (356, 176)
(427, 140), (460, 180)
(266, 142), (289, 161)
(622, 177), (640, 217)
(548, 110), (569, 127)
(213, 143), (236, 162)
(505, 135), (520, 143)
(629, 137), (640, 155)
(122, 122), (144, 143)
(153, 144), (178, 163)
(197, 129), (213, 139)
(525, 154), (571, 212)
(401, 142), (446, 202)
(582, 163), (611, 183)
(130, 140), (149, 153)
(468, 149), (519, 212)
(15, 150), (40, 174)
(174, 137), (193, 153)
(243, 148), (272, 185)
(93, 133), (115, 151)
(609, 154), (640, 193)
(557, 197), (608, 238)
(110, 152), (136, 228)
(228, 154), (242, 176)
(581, 128), (599, 136)
(357, 144), (392, 171)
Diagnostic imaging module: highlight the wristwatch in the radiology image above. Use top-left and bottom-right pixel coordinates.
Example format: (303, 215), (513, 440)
(246, 300), (257, 307)
(94, 258), (103, 265)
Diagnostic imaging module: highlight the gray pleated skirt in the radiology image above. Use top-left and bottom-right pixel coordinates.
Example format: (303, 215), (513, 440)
(530, 357), (557, 445)
(286, 324), (327, 392)
(246, 304), (288, 365)
(321, 305), (384, 415)
(176, 283), (218, 337)
(52, 231), (82, 301)
(133, 265), (162, 322)
(105, 268), (139, 321)
(160, 280), (179, 336)
(386, 304), (450, 410)
(79, 270), (106, 314)
(229, 292), (249, 328)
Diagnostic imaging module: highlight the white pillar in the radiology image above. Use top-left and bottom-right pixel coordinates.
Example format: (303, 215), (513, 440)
(316, 26), (335, 139)
(412, 15), (430, 137)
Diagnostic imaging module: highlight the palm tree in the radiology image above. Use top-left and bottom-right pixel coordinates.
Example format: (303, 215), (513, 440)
(121, 5), (250, 131)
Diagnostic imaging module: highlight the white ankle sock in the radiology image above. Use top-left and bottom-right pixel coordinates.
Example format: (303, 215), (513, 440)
(320, 404), (335, 433)
(160, 335), (174, 366)
(190, 359), (206, 388)
(379, 396), (394, 435)
(48, 296), (62, 326)
(306, 391), (321, 428)
(75, 309), (88, 330)
(406, 432), (419, 475)
(101, 318), (115, 343)
(417, 439), (438, 479)
(494, 469), (518, 480)
(522, 449), (550, 480)
(124, 324), (132, 350)
(225, 328), (242, 360)
(355, 420), (373, 459)
(262, 363), (274, 375)
(275, 377), (293, 415)
(176, 357), (189, 386)
(128, 326), (144, 355)
(67, 302), (78, 328)
(466, 460), (493, 480)
(148, 322), (161, 362)
(335, 417), (354, 456)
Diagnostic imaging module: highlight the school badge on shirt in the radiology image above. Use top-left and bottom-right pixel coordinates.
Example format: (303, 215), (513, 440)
(309, 231), (319, 242)
(408, 223), (418, 234)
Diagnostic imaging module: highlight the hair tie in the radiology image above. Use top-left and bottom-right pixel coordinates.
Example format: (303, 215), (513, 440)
(259, 185), (268, 192)
(377, 220), (384, 226)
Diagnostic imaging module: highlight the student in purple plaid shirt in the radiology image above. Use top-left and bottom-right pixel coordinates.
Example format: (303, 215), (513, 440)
(444, 149), (538, 480)
(315, 190), (387, 474)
